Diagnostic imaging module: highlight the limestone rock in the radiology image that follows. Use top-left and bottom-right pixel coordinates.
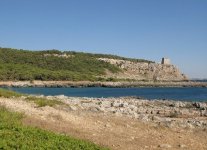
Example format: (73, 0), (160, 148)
(98, 58), (187, 81)
(159, 144), (172, 148)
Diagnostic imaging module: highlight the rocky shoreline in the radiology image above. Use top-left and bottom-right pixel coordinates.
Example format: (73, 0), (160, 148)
(1, 93), (207, 149)
(34, 95), (207, 129)
(0, 80), (207, 88)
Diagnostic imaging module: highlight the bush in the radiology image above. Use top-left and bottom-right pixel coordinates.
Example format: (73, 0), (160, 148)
(0, 48), (121, 81)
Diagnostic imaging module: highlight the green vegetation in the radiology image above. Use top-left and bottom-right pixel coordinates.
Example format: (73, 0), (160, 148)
(0, 47), (152, 81)
(0, 88), (108, 149)
(0, 63), (97, 81)
(25, 96), (64, 107)
(0, 88), (23, 98)
(63, 51), (153, 63)
(0, 88), (64, 107)
(0, 106), (108, 150)
(0, 48), (119, 81)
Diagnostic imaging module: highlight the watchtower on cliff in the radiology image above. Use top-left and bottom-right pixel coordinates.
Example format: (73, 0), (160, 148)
(161, 58), (170, 65)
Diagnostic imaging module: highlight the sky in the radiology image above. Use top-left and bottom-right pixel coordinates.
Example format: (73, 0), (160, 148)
(0, 0), (207, 78)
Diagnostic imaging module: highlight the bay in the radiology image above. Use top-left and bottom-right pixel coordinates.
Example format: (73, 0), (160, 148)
(5, 87), (207, 102)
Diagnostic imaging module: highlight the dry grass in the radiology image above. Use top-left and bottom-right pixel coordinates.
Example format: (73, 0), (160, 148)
(25, 96), (64, 107)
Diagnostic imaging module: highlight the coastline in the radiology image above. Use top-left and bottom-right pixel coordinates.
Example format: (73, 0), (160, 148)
(1, 93), (207, 149)
(30, 95), (207, 129)
(0, 80), (207, 88)
(1, 88), (206, 129)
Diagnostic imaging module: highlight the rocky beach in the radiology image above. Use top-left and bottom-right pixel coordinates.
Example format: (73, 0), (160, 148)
(1, 93), (207, 150)
(0, 80), (207, 88)
(31, 95), (207, 129)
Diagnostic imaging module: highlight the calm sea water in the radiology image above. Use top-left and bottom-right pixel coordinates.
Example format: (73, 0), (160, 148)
(6, 87), (207, 102)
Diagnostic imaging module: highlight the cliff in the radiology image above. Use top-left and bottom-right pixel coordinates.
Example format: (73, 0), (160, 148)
(99, 58), (188, 81)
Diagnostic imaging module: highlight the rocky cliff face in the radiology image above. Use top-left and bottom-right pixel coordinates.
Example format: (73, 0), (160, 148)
(98, 58), (188, 81)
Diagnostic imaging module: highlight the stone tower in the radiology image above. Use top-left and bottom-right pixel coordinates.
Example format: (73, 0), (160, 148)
(161, 58), (170, 65)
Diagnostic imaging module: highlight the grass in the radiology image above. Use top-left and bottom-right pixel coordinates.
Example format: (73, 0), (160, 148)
(25, 96), (64, 107)
(0, 106), (108, 150)
(0, 88), (65, 107)
(0, 89), (108, 149)
(0, 88), (23, 98)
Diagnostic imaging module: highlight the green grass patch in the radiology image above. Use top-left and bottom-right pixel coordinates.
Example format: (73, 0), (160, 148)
(0, 106), (108, 150)
(0, 88), (23, 98)
(0, 88), (64, 108)
(25, 97), (64, 107)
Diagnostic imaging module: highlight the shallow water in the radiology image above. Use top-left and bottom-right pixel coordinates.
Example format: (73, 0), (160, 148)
(5, 87), (207, 102)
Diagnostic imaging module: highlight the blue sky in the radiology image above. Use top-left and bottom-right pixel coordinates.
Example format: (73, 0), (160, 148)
(0, 0), (207, 78)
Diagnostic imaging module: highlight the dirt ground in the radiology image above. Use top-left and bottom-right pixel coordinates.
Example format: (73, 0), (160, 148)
(1, 98), (207, 150)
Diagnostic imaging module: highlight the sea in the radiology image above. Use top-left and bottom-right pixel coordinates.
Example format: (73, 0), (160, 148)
(5, 87), (207, 102)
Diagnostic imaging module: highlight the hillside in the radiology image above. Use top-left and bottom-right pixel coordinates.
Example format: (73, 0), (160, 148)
(0, 47), (187, 82)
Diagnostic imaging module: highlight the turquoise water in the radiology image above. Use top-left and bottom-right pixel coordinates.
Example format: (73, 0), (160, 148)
(6, 87), (207, 102)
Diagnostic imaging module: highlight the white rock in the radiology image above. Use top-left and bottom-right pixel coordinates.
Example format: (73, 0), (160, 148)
(179, 144), (187, 148)
(159, 144), (172, 148)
